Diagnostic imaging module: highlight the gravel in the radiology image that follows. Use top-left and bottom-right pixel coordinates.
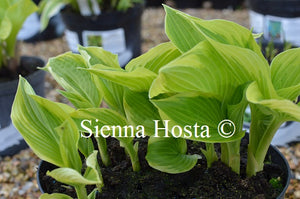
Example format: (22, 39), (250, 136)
(0, 7), (299, 198)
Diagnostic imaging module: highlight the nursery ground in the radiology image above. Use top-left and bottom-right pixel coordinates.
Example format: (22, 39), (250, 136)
(0, 7), (299, 199)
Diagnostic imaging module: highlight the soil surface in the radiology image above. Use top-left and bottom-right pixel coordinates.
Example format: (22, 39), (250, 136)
(40, 137), (285, 199)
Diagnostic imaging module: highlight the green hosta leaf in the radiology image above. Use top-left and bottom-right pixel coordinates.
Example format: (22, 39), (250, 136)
(275, 85), (300, 103)
(47, 167), (101, 186)
(85, 151), (102, 180)
(88, 189), (98, 199)
(247, 82), (300, 122)
(0, 1), (9, 18)
(71, 108), (127, 133)
(164, 5), (205, 52)
(4, 0), (38, 57)
(71, 108), (134, 144)
(40, 193), (73, 199)
(152, 92), (244, 142)
(11, 77), (75, 168)
(0, 46), (3, 67)
(46, 152), (103, 188)
(146, 137), (201, 174)
(43, 52), (102, 108)
(246, 81), (300, 176)
(117, 0), (132, 11)
(252, 32), (263, 39)
(55, 118), (82, 172)
(125, 42), (182, 73)
(0, 16), (12, 40)
(78, 46), (126, 114)
(124, 89), (163, 136)
(201, 143), (218, 168)
(84, 151), (104, 190)
(71, 108), (112, 165)
(227, 83), (250, 132)
(87, 65), (157, 92)
(271, 48), (300, 100)
(99, 80), (125, 116)
(78, 137), (94, 158)
(71, 108), (140, 170)
(78, 46), (120, 68)
(39, 0), (70, 30)
(150, 39), (275, 100)
(163, 5), (263, 59)
(31, 94), (74, 117)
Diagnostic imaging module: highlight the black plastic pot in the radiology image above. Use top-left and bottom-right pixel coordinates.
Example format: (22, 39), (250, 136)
(37, 140), (291, 198)
(267, 145), (291, 199)
(211, 0), (244, 9)
(37, 161), (58, 194)
(248, 0), (300, 18)
(174, 0), (203, 8)
(248, 0), (300, 46)
(146, 0), (165, 7)
(60, 3), (144, 67)
(0, 56), (45, 156)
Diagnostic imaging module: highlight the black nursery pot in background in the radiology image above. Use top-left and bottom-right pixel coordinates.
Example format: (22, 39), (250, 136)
(174, 0), (203, 8)
(173, 0), (244, 9)
(60, 4), (144, 67)
(0, 56), (45, 156)
(248, 0), (300, 47)
(211, 0), (245, 9)
(146, 0), (165, 7)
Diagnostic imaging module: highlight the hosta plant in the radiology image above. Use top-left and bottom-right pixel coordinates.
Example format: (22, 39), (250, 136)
(0, 0), (37, 72)
(39, 0), (143, 30)
(11, 5), (300, 198)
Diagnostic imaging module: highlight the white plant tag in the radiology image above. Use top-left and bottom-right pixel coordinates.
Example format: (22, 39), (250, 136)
(249, 10), (300, 46)
(77, 0), (101, 16)
(118, 49), (133, 67)
(264, 15), (285, 43)
(17, 13), (40, 40)
(77, 0), (92, 16)
(283, 18), (300, 46)
(91, 0), (101, 15)
(82, 28), (126, 54)
(65, 29), (80, 52)
(249, 10), (264, 33)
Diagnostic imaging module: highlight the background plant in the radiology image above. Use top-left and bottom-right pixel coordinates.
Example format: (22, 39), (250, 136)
(39, 0), (143, 30)
(0, 0), (37, 72)
(257, 38), (293, 63)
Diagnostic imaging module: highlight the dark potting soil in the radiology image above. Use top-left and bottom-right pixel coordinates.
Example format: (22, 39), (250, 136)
(40, 137), (284, 198)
